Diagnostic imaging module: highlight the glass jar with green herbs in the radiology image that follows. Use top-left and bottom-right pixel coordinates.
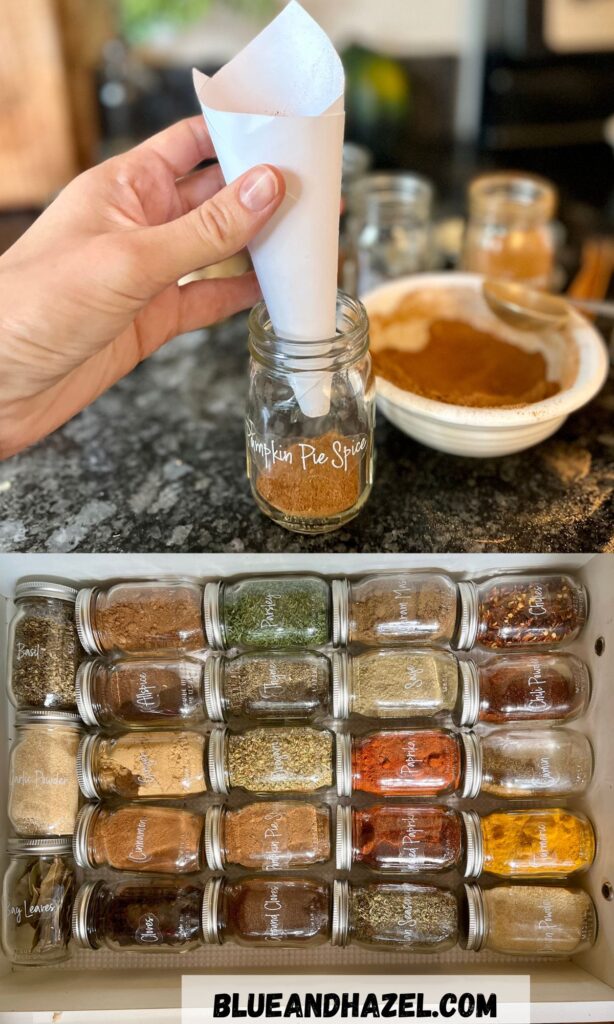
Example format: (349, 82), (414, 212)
(204, 650), (331, 721)
(204, 575), (331, 650)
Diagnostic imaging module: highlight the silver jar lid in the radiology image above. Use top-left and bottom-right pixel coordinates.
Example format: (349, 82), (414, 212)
(76, 733), (102, 800)
(463, 884), (487, 951)
(331, 579), (349, 648)
(75, 587), (103, 655)
(458, 660), (480, 727)
(461, 810), (484, 878)
(15, 709), (82, 727)
(15, 580), (78, 603)
(8, 835), (73, 855)
(331, 651), (350, 719)
(75, 660), (100, 727)
(203, 655), (225, 722)
(460, 730), (482, 799)
(207, 726), (229, 794)
(335, 805), (353, 871)
(201, 877), (224, 944)
(331, 880), (350, 947)
(71, 881), (102, 949)
(335, 734), (352, 798)
(72, 803), (102, 868)
(456, 581), (479, 651)
(204, 805), (225, 871)
(204, 582), (224, 650)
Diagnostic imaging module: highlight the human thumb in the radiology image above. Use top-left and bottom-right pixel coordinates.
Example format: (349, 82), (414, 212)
(131, 164), (285, 289)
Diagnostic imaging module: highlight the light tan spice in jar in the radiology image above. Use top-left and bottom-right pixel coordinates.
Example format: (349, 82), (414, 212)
(94, 731), (206, 799)
(226, 728), (334, 793)
(223, 801), (331, 870)
(483, 885), (597, 954)
(351, 650), (459, 717)
(9, 716), (82, 836)
(348, 573), (459, 646)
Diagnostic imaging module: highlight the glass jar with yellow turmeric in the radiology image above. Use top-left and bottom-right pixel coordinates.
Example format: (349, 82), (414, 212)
(463, 808), (595, 879)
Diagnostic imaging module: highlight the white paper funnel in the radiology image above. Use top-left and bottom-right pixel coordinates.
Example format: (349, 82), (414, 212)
(193, 0), (345, 417)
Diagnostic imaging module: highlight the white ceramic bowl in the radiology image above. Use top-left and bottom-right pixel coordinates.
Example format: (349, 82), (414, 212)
(364, 272), (609, 458)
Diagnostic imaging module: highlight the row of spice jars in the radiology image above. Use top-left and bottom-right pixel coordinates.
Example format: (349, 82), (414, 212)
(69, 876), (597, 957)
(68, 572), (586, 657)
(74, 649), (591, 728)
(73, 725), (593, 802)
(71, 799), (596, 880)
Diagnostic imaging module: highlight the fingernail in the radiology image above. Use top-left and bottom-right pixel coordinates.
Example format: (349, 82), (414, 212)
(239, 166), (279, 211)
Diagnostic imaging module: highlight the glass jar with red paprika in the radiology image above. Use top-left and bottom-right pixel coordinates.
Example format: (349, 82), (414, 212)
(336, 804), (469, 873)
(456, 573), (587, 650)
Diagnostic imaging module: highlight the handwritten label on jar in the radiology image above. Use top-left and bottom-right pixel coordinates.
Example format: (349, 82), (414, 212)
(127, 817), (152, 863)
(247, 423), (368, 473)
(135, 913), (163, 944)
(8, 898), (58, 926)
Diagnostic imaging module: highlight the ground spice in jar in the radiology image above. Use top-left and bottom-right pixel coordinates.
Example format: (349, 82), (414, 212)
(255, 431), (367, 518)
(351, 805), (463, 873)
(80, 803), (205, 874)
(2, 843), (75, 964)
(85, 731), (207, 799)
(226, 727), (333, 793)
(481, 885), (596, 955)
(348, 573), (459, 646)
(9, 591), (83, 710)
(350, 650), (459, 717)
(9, 715), (82, 836)
(78, 657), (205, 728)
(218, 576), (331, 650)
(221, 877), (330, 946)
(352, 729), (462, 796)
(221, 652), (330, 720)
(350, 882), (458, 949)
(477, 653), (589, 723)
(78, 582), (205, 655)
(222, 802), (331, 870)
(475, 574), (586, 648)
(480, 728), (592, 798)
(480, 809), (595, 877)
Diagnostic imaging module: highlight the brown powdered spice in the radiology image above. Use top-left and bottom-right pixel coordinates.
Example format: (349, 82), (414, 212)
(95, 585), (204, 654)
(223, 801), (331, 869)
(256, 432), (367, 518)
(89, 803), (204, 873)
(95, 731), (206, 799)
(372, 318), (560, 408)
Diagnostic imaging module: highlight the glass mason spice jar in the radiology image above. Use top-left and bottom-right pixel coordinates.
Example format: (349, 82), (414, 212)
(336, 727), (471, 798)
(463, 884), (597, 956)
(76, 730), (207, 801)
(462, 808), (595, 879)
(2, 837), (76, 965)
(332, 648), (460, 719)
(204, 801), (331, 871)
(76, 656), (206, 729)
(246, 292), (375, 534)
(203, 876), (331, 947)
(204, 650), (331, 721)
(208, 726), (334, 795)
(456, 573), (587, 650)
(332, 572), (460, 647)
(456, 652), (590, 726)
(7, 580), (83, 711)
(204, 575), (331, 651)
(73, 802), (206, 874)
(72, 879), (204, 952)
(463, 727), (593, 800)
(332, 880), (458, 951)
(336, 804), (468, 874)
(75, 580), (205, 656)
(8, 711), (83, 837)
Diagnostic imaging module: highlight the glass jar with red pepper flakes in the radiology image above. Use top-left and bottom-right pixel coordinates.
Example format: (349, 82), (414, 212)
(336, 804), (469, 873)
(455, 653), (590, 726)
(456, 574), (587, 650)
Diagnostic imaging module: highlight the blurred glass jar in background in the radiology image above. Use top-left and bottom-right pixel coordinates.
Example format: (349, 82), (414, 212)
(461, 171), (558, 288)
(343, 173), (435, 296)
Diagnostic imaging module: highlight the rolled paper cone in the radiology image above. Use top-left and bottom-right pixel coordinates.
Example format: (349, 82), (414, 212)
(193, 0), (345, 418)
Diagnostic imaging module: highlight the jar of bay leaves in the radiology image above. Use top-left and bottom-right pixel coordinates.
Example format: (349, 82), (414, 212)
(8, 580), (82, 710)
(2, 837), (76, 965)
(246, 291), (375, 534)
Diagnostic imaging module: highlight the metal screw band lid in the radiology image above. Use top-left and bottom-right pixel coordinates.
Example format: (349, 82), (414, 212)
(15, 709), (82, 726)
(14, 580), (78, 603)
(207, 726), (229, 794)
(456, 581), (479, 650)
(463, 884), (487, 951)
(461, 810), (484, 878)
(335, 734), (352, 797)
(75, 660), (100, 727)
(76, 733), (102, 800)
(202, 878), (224, 945)
(203, 655), (225, 722)
(331, 579), (349, 648)
(204, 582), (224, 650)
(75, 588), (103, 655)
(458, 660), (480, 727)
(204, 805), (225, 871)
(335, 805), (353, 871)
(72, 803), (102, 868)
(331, 880), (350, 946)
(331, 651), (350, 719)
(71, 881), (102, 949)
(460, 730), (482, 799)
(8, 836), (73, 855)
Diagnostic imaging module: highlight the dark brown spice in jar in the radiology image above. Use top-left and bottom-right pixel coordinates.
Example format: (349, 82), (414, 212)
(76, 657), (205, 728)
(76, 803), (205, 874)
(220, 877), (330, 946)
(475, 574), (586, 648)
(476, 653), (589, 723)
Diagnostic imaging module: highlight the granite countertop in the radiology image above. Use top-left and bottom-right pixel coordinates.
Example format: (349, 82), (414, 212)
(1, 313), (613, 554)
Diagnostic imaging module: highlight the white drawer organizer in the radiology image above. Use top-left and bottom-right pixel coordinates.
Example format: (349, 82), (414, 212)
(0, 553), (612, 1023)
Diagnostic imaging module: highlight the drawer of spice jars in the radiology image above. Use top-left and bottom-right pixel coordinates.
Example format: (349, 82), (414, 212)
(0, 552), (612, 1023)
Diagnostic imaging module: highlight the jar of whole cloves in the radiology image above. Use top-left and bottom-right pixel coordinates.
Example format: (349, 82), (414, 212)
(204, 801), (331, 871)
(73, 802), (206, 874)
(332, 880), (458, 951)
(208, 725), (335, 795)
(204, 650), (331, 721)
(75, 580), (206, 656)
(332, 572), (460, 647)
(246, 292), (375, 534)
(72, 879), (204, 952)
(76, 656), (206, 729)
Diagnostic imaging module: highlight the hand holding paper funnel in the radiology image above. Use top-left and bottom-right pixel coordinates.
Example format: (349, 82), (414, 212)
(193, 0), (345, 417)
